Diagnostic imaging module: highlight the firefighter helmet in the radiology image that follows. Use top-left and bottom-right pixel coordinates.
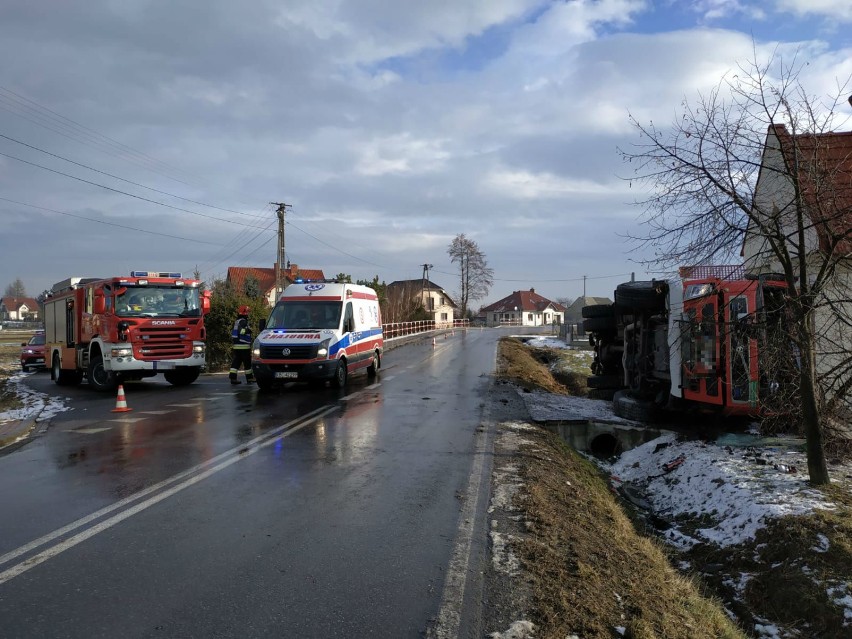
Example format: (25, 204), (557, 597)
(238, 305), (250, 316)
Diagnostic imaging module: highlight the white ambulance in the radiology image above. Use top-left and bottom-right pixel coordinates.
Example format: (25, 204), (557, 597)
(251, 281), (383, 390)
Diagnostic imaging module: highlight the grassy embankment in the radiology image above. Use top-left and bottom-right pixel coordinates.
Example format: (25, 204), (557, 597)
(496, 336), (852, 639)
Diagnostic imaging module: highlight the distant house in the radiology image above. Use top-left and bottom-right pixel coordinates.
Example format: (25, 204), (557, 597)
(0, 296), (40, 322)
(386, 279), (457, 325)
(226, 262), (326, 306)
(481, 289), (565, 327)
(563, 296), (613, 323)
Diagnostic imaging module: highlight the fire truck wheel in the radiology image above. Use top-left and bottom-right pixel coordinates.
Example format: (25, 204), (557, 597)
(614, 281), (666, 311)
(367, 352), (380, 377)
(164, 368), (200, 386)
(581, 304), (615, 319)
(582, 316), (617, 333)
(612, 390), (659, 423)
(587, 374), (622, 389)
(332, 359), (348, 388)
(87, 355), (117, 392)
(53, 354), (82, 386)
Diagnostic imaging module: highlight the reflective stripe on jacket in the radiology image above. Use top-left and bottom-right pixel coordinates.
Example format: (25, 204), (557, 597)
(231, 317), (252, 347)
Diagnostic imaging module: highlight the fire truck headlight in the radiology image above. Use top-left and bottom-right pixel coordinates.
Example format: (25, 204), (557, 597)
(111, 347), (132, 357)
(192, 344), (205, 354)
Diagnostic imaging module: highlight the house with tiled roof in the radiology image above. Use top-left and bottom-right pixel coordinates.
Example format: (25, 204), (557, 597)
(481, 289), (565, 327)
(386, 279), (457, 325)
(0, 296), (40, 321)
(743, 123), (852, 417)
(226, 262), (326, 306)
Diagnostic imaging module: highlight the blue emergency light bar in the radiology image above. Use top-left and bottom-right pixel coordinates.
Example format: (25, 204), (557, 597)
(131, 271), (183, 278)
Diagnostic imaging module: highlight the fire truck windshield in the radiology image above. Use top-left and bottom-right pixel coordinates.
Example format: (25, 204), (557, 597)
(116, 287), (201, 318)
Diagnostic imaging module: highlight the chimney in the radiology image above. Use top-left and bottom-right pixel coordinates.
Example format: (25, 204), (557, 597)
(530, 287), (535, 293)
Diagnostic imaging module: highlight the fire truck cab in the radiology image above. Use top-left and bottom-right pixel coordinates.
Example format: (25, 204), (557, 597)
(583, 269), (788, 422)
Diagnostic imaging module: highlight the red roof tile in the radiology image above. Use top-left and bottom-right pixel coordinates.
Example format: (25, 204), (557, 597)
(481, 289), (566, 313)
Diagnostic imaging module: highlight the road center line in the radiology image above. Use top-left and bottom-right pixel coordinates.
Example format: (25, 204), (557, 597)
(0, 405), (336, 574)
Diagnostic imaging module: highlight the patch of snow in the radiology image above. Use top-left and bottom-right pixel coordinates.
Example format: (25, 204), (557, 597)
(0, 370), (71, 425)
(488, 620), (535, 639)
(519, 390), (634, 424)
(490, 530), (521, 575)
(753, 622), (783, 638)
(605, 434), (842, 547)
(827, 583), (852, 623)
(813, 533), (830, 553)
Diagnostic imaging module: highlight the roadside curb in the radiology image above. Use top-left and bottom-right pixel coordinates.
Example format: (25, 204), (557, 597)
(0, 417), (37, 450)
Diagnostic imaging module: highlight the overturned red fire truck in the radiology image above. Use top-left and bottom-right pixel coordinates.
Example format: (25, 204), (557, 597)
(44, 271), (211, 391)
(582, 266), (790, 422)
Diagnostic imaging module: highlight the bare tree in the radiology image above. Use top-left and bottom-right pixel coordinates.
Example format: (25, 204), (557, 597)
(448, 234), (494, 318)
(384, 281), (427, 323)
(4, 278), (26, 298)
(620, 52), (852, 485)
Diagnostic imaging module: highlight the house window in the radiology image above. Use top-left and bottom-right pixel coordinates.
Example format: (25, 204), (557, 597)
(528, 313), (533, 322)
(428, 297), (435, 311)
(441, 312), (448, 321)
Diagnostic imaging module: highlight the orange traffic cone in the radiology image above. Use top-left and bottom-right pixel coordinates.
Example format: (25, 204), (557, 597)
(111, 384), (132, 413)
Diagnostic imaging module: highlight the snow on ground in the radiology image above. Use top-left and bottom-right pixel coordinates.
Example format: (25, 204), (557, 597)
(519, 390), (634, 424)
(0, 370), (70, 427)
(604, 432), (850, 548)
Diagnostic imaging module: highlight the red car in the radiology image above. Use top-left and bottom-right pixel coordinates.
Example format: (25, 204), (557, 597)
(20, 332), (46, 372)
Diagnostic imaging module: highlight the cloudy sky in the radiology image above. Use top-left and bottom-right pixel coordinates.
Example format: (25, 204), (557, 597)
(1, 0), (850, 306)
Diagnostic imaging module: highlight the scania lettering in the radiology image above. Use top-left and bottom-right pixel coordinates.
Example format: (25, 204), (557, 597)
(252, 281), (383, 390)
(44, 271), (211, 391)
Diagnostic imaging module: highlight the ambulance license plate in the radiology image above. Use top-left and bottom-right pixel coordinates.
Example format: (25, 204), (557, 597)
(275, 372), (298, 379)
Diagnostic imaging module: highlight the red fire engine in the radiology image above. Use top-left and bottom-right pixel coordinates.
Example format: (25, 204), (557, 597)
(44, 271), (211, 391)
(583, 267), (789, 422)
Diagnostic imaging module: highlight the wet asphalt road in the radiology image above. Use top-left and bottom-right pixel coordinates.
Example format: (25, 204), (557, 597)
(0, 329), (505, 638)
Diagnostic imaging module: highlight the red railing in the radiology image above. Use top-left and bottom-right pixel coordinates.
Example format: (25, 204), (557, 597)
(382, 319), (469, 340)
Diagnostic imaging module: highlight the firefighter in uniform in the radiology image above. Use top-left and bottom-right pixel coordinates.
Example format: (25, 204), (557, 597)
(229, 305), (255, 385)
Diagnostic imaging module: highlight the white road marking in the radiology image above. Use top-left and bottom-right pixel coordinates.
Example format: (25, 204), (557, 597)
(107, 417), (147, 423)
(165, 403), (202, 407)
(0, 405), (337, 584)
(66, 427), (112, 434)
(428, 355), (496, 638)
(135, 410), (174, 415)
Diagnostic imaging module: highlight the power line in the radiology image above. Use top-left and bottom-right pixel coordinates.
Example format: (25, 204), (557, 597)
(0, 132), (266, 219)
(0, 149), (253, 227)
(0, 197), (221, 244)
(0, 85), (201, 185)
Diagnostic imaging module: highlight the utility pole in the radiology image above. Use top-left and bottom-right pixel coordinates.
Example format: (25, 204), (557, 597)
(421, 263), (433, 310)
(583, 275), (587, 298)
(271, 202), (290, 297)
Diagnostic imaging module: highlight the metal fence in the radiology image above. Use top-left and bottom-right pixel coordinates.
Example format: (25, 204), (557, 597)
(382, 319), (469, 339)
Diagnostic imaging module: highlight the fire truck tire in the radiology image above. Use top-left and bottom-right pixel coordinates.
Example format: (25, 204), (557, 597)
(582, 316), (617, 333)
(52, 354), (82, 386)
(614, 281), (666, 311)
(587, 388), (617, 401)
(332, 358), (348, 388)
(581, 304), (614, 319)
(367, 351), (380, 377)
(587, 374), (622, 389)
(87, 355), (117, 392)
(164, 367), (200, 386)
(612, 390), (659, 423)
